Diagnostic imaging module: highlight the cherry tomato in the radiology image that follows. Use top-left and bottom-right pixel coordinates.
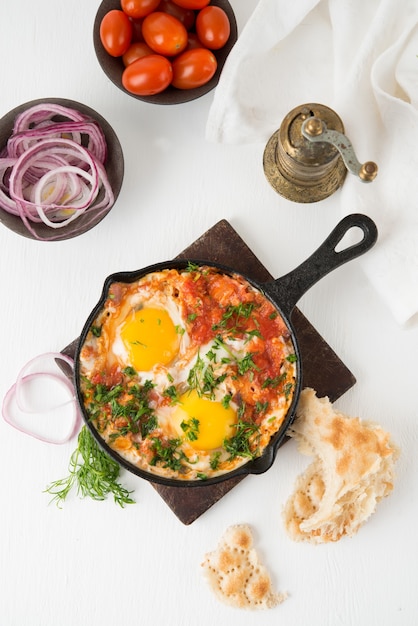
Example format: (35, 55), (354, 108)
(122, 54), (173, 95)
(121, 0), (161, 19)
(196, 6), (230, 49)
(172, 0), (210, 9)
(171, 48), (217, 89)
(122, 41), (154, 66)
(100, 10), (133, 57)
(157, 0), (195, 30)
(142, 11), (188, 56)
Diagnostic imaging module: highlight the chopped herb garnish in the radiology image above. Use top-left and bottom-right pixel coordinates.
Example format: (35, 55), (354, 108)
(286, 353), (298, 363)
(244, 328), (262, 343)
(187, 352), (227, 398)
(210, 336), (259, 377)
(209, 451), (222, 470)
(262, 373), (287, 389)
(91, 325), (102, 337)
(123, 366), (137, 377)
(283, 382), (294, 399)
(223, 419), (260, 460)
(222, 393), (233, 409)
(237, 401), (247, 419)
(188, 313), (197, 322)
(141, 414), (158, 438)
(150, 437), (188, 471)
(163, 385), (180, 404)
(181, 417), (200, 441)
(186, 261), (200, 272)
(236, 352), (259, 376)
(93, 383), (123, 404)
(255, 401), (269, 414)
(206, 349), (217, 362)
(131, 340), (147, 347)
(84, 378), (156, 441)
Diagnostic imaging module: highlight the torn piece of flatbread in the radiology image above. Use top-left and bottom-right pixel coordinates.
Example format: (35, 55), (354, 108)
(283, 388), (400, 544)
(201, 524), (287, 609)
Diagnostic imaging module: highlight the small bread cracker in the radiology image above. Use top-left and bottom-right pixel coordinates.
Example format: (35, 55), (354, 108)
(283, 388), (400, 543)
(201, 524), (287, 609)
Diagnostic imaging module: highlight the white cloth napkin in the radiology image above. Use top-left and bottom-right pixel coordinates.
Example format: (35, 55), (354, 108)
(207, 0), (418, 325)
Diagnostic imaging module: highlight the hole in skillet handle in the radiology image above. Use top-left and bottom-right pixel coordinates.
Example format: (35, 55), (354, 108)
(264, 214), (378, 317)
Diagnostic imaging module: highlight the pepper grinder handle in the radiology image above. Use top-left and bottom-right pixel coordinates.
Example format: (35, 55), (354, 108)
(301, 117), (378, 182)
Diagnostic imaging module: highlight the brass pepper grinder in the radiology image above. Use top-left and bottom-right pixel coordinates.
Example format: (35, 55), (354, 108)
(263, 103), (378, 203)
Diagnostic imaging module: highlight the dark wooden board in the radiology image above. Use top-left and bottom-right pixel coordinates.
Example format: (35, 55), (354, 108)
(63, 219), (355, 525)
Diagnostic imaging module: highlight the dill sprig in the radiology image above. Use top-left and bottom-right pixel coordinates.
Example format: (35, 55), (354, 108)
(45, 425), (135, 508)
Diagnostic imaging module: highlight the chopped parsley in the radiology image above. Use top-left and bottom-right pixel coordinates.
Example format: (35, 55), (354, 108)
(163, 385), (180, 404)
(222, 393), (233, 409)
(186, 261), (200, 272)
(223, 419), (260, 460)
(181, 417), (200, 442)
(209, 451), (222, 470)
(262, 373), (287, 389)
(150, 437), (188, 471)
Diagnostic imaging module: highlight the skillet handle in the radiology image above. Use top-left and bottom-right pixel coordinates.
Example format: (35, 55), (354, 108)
(265, 213), (378, 316)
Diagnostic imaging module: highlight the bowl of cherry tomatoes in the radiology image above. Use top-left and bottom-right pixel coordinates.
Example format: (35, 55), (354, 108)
(93, 0), (237, 104)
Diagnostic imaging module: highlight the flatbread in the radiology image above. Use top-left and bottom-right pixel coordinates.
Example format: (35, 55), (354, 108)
(283, 388), (400, 543)
(201, 524), (287, 609)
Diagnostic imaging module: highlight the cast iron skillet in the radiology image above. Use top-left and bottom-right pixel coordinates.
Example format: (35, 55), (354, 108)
(74, 213), (378, 487)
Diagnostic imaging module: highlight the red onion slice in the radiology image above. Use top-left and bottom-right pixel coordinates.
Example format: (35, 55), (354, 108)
(2, 352), (81, 444)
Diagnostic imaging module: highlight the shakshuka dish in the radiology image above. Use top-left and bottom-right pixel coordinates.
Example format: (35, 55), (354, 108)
(78, 264), (297, 481)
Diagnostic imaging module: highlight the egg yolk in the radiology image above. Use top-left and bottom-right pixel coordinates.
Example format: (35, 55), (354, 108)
(173, 389), (237, 450)
(120, 307), (179, 371)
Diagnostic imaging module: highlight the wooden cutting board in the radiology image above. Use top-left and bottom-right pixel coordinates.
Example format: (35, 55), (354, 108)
(63, 219), (355, 525)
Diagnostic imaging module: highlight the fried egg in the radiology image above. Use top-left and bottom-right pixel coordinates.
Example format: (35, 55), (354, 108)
(109, 291), (188, 375)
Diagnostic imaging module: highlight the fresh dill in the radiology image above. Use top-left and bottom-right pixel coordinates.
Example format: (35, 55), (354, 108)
(187, 352), (227, 398)
(44, 425), (135, 508)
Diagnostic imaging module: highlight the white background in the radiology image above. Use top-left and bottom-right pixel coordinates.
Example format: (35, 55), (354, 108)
(0, 2), (417, 625)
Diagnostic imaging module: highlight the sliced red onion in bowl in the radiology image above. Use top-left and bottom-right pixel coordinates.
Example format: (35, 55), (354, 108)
(0, 102), (118, 241)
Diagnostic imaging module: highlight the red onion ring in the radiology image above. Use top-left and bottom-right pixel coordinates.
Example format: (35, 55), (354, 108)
(2, 352), (81, 445)
(0, 104), (114, 240)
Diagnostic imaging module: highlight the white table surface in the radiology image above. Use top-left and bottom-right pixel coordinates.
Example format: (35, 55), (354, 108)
(1, 2), (417, 625)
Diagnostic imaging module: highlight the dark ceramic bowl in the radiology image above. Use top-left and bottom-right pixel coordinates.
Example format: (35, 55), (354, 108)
(93, 0), (238, 105)
(0, 97), (124, 241)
